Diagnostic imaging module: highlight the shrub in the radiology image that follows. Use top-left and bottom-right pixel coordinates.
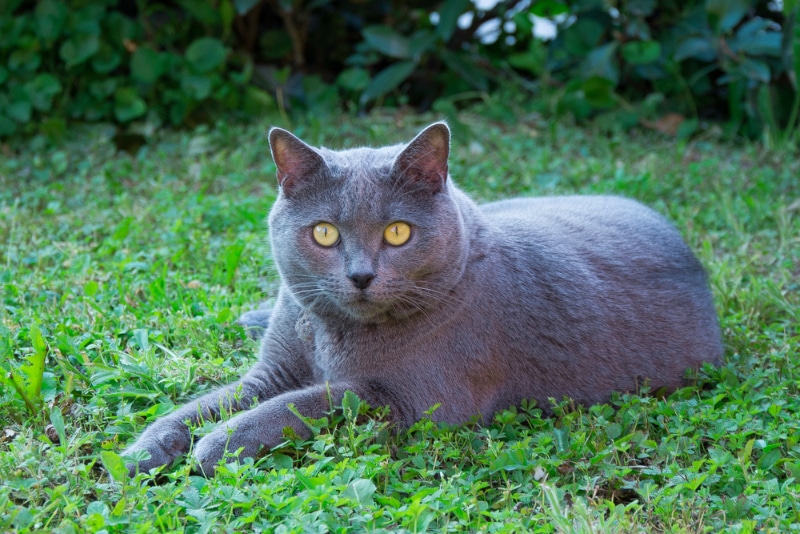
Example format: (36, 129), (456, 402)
(1, 0), (799, 143)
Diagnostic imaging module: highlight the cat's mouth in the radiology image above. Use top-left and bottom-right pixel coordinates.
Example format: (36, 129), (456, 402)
(335, 290), (399, 322)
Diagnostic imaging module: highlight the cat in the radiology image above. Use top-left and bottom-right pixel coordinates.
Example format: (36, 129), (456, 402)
(121, 122), (723, 476)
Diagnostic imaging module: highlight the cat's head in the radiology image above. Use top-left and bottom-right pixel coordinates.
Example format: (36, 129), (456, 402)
(267, 122), (470, 324)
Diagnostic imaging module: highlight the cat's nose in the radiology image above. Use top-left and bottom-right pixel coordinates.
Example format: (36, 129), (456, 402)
(348, 272), (375, 290)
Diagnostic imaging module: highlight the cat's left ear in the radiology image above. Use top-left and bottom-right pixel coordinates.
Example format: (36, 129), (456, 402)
(269, 127), (326, 195)
(392, 122), (450, 193)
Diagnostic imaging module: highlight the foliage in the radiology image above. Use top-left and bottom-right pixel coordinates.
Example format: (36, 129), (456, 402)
(1, 113), (798, 531)
(342, 0), (800, 142)
(528, 0), (800, 143)
(0, 0), (271, 139)
(3, 0), (800, 142)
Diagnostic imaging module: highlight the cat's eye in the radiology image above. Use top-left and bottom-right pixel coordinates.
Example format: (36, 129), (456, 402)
(312, 223), (339, 247)
(384, 222), (411, 246)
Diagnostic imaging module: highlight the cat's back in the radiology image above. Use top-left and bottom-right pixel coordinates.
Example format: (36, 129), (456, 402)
(464, 194), (722, 408)
(479, 195), (702, 275)
(482, 195), (678, 245)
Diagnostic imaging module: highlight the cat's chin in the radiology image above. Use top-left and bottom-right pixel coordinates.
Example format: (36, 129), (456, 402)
(336, 299), (394, 323)
(331, 295), (421, 324)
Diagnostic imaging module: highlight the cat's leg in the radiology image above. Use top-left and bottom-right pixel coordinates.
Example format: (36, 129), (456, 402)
(121, 358), (298, 476)
(237, 302), (272, 340)
(121, 291), (308, 476)
(192, 381), (404, 475)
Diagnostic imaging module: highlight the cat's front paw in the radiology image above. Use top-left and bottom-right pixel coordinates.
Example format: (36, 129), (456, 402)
(122, 418), (191, 477)
(192, 422), (265, 476)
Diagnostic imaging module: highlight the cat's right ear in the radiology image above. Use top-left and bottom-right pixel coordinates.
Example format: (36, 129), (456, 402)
(392, 122), (450, 194)
(268, 127), (325, 195)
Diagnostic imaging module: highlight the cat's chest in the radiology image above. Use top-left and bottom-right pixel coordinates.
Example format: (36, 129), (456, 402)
(303, 316), (433, 379)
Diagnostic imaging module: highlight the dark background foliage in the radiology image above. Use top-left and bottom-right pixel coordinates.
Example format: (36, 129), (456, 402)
(1, 0), (798, 143)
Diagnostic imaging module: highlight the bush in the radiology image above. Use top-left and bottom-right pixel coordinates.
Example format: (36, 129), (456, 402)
(1, 0), (799, 143)
(0, 0), (269, 138)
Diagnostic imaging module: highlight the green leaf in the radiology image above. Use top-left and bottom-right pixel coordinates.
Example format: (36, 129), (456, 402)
(181, 74), (213, 100)
(0, 115), (17, 136)
(6, 98), (32, 123)
(35, 0), (67, 42)
(581, 42), (619, 84)
(106, 12), (139, 43)
(512, 11), (533, 37)
(49, 408), (66, 446)
(563, 17), (606, 56)
(220, 0), (235, 40)
(554, 427), (570, 454)
(0, 66), (7, 85)
(9, 49), (42, 74)
(178, 0), (219, 26)
(508, 39), (547, 75)
(582, 76), (616, 108)
(736, 16), (773, 40)
(131, 328), (150, 352)
(408, 30), (438, 59)
(91, 43), (121, 74)
(342, 479), (376, 506)
(84, 280), (99, 297)
(25, 74), (62, 112)
(271, 453), (293, 470)
(440, 49), (489, 91)
(621, 40), (661, 65)
(131, 47), (166, 84)
(604, 422), (622, 439)
(530, 0), (569, 17)
(684, 473), (708, 491)
(706, 0), (749, 34)
(185, 38), (227, 73)
(734, 31), (782, 57)
(341, 390), (362, 422)
(757, 448), (782, 470)
(59, 33), (100, 67)
(674, 36), (717, 62)
(362, 26), (412, 59)
(89, 78), (117, 99)
(739, 58), (771, 82)
(437, 0), (471, 42)
(113, 87), (146, 122)
(20, 323), (46, 401)
(101, 451), (129, 483)
(336, 68), (370, 92)
(243, 86), (274, 115)
(627, 0), (656, 16)
(360, 60), (416, 103)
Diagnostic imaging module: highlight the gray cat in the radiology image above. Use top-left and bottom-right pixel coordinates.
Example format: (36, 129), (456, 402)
(121, 122), (723, 475)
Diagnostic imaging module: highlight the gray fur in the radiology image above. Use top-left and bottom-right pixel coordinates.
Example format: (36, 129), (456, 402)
(121, 123), (722, 476)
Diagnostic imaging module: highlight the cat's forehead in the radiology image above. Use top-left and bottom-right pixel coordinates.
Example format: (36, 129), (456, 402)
(318, 144), (402, 178)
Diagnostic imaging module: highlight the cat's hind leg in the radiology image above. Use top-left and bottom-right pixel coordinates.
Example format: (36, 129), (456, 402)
(237, 303), (272, 340)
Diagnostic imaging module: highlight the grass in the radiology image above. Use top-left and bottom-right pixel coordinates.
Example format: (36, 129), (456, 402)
(1, 109), (799, 532)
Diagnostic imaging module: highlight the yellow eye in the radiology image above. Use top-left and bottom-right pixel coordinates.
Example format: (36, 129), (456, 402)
(312, 223), (339, 247)
(384, 222), (411, 246)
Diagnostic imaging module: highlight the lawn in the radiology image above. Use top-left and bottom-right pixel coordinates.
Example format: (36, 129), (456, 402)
(1, 111), (798, 532)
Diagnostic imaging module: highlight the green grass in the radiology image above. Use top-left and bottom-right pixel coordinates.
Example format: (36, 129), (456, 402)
(1, 111), (799, 533)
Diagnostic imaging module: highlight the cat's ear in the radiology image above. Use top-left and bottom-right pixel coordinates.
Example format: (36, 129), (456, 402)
(392, 122), (450, 193)
(268, 127), (325, 195)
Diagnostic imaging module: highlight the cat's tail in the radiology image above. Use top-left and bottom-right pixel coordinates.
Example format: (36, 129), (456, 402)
(237, 303), (272, 340)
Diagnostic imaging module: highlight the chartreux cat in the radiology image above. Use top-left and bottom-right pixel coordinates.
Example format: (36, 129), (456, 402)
(121, 122), (722, 475)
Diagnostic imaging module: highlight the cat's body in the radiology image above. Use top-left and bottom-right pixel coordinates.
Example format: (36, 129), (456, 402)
(122, 123), (722, 475)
